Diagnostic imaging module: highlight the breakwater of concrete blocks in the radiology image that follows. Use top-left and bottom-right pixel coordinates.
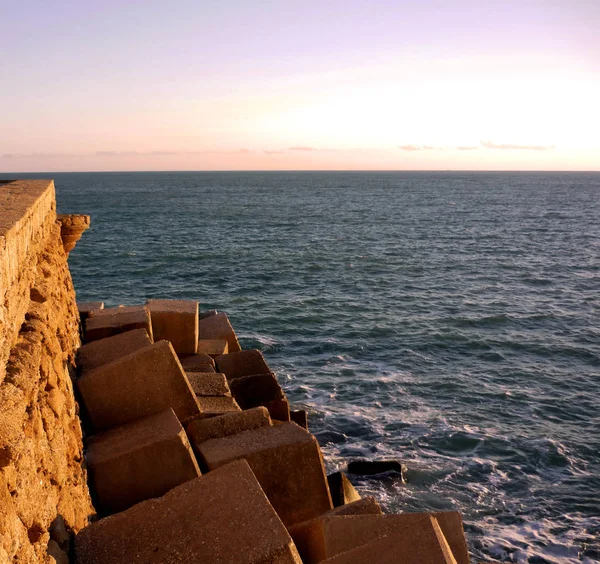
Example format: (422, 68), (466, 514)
(72, 299), (474, 563)
(1, 180), (478, 563)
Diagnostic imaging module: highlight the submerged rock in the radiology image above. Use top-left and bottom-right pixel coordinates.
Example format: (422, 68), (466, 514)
(347, 459), (407, 479)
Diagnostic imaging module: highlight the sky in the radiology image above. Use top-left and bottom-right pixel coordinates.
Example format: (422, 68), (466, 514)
(1, 0), (599, 172)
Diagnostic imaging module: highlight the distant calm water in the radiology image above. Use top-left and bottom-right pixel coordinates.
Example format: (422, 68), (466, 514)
(12, 171), (600, 562)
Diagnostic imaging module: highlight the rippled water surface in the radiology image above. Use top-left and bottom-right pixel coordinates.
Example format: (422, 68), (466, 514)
(16, 171), (600, 562)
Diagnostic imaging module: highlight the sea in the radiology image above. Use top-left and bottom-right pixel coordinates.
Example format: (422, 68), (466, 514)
(10, 171), (600, 562)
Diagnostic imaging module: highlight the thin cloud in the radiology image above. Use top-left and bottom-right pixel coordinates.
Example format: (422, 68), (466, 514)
(1, 152), (79, 159)
(289, 146), (317, 151)
(398, 145), (443, 151)
(457, 146), (479, 151)
(96, 150), (141, 156)
(264, 150), (284, 155)
(481, 140), (555, 151)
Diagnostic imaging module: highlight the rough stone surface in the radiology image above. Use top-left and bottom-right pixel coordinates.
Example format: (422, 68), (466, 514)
(288, 497), (383, 561)
(76, 340), (201, 431)
(197, 422), (333, 526)
(146, 299), (198, 355)
(86, 408), (201, 515)
(74, 460), (302, 564)
(229, 372), (285, 410)
(0, 180), (94, 563)
(293, 513), (464, 564)
(198, 311), (242, 352)
(215, 349), (271, 380)
(187, 362), (215, 373)
(179, 352), (215, 369)
(186, 371), (231, 396)
(197, 338), (228, 357)
(327, 472), (361, 507)
(187, 406), (272, 445)
(56, 214), (90, 254)
(319, 516), (457, 564)
(84, 305), (153, 343)
(197, 395), (241, 415)
(76, 328), (152, 374)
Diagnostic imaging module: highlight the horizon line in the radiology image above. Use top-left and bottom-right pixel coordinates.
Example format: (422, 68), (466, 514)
(2, 169), (600, 175)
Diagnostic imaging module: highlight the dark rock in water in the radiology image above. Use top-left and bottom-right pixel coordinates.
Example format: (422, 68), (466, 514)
(327, 471), (361, 507)
(347, 459), (407, 479)
(199, 309), (218, 320)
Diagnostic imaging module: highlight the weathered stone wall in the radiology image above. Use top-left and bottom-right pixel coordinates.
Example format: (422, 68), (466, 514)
(0, 180), (94, 563)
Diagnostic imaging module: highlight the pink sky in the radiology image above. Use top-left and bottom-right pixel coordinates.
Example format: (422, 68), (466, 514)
(1, 0), (599, 171)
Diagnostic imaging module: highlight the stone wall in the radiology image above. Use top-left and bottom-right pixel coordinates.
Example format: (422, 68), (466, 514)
(0, 180), (94, 563)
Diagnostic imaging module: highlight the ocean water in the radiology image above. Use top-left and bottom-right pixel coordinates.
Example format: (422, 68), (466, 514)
(12, 171), (600, 562)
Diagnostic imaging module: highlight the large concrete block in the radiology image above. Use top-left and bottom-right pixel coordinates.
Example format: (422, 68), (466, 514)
(228, 373), (285, 410)
(186, 372), (230, 396)
(197, 338), (228, 357)
(290, 513), (466, 564)
(84, 305), (152, 343)
(327, 472), (361, 507)
(76, 340), (201, 432)
(264, 398), (290, 421)
(197, 396), (241, 416)
(74, 459), (302, 564)
(319, 516), (457, 564)
(197, 422), (333, 526)
(289, 497), (382, 562)
(180, 352), (215, 370)
(76, 328), (152, 374)
(86, 408), (201, 514)
(187, 406), (272, 445)
(146, 299), (198, 355)
(215, 349), (271, 380)
(198, 311), (241, 352)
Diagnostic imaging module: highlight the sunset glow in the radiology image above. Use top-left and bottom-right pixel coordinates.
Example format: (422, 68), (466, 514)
(1, 0), (598, 171)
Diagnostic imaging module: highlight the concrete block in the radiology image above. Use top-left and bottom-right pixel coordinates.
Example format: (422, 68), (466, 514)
(290, 513), (465, 564)
(215, 349), (271, 380)
(186, 372), (230, 396)
(146, 299), (198, 355)
(84, 305), (152, 343)
(77, 301), (104, 323)
(74, 459), (302, 564)
(186, 406), (272, 445)
(228, 373), (285, 410)
(76, 328), (152, 374)
(197, 338), (228, 357)
(327, 472), (361, 507)
(198, 311), (241, 352)
(76, 340), (201, 431)
(319, 516), (457, 564)
(197, 395), (241, 416)
(199, 309), (218, 319)
(288, 497), (382, 562)
(180, 353), (215, 370)
(86, 408), (201, 514)
(197, 422), (332, 526)
(264, 398), (290, 421)
(290, 409), (308, 429)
